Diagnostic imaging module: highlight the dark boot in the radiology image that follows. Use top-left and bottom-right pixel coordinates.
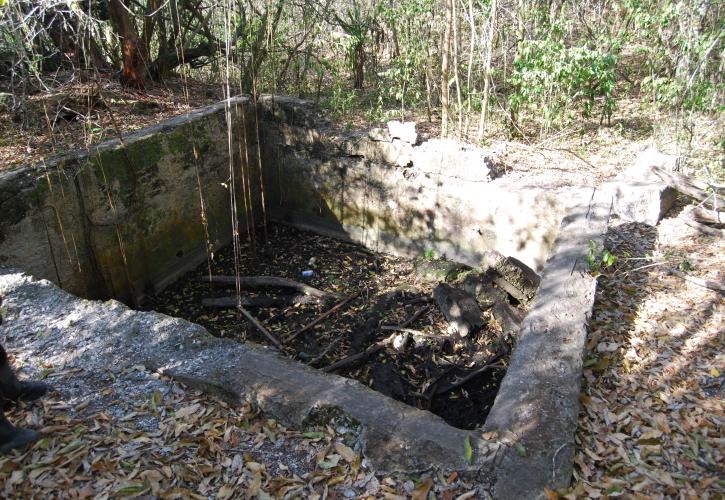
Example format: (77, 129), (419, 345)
(0, 345), (49, 406)
(0, 410), (38, 453)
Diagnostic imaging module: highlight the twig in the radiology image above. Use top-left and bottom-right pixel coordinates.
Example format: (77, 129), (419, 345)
(307, 335), (346, 366)
(434, 353), (507, 396)
(202, 294), (315, 308)
(400, 305), (431, 328)
(380, 326), (426, 335)
(669, 269), (725, 294)
(237, 305), (283, 350)
(322, 334), (394, 373)
(285, 292), (361, 344)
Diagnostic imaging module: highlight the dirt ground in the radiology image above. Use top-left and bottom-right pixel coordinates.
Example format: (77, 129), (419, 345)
(142, 223), (514, 431)
(0, 76), (723, 498)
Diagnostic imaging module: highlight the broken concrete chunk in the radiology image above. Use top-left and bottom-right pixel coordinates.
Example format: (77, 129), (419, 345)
(368, 127), (391, 142)
(342, 135), (413, 167)
(386, 120), (417, 144)
(605, 148), (678, 226)
(413, 258), (470, 283)
(410, 139), (500, 182)
(433, 283), (485, 338)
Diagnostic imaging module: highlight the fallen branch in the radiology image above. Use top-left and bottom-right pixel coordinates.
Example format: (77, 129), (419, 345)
(651, 166), (719, 209)
(682, 216), (725, 237)
(669, 269), (725, 294)
(323, 334), (394, 373)
(198, 275), (340, 299)
(434, 354), (507, 396)
(237, 305), (284, 350)
(285, 292), (361, 344)
(202, 294), (316, 309)
(685, 206), (724, 224)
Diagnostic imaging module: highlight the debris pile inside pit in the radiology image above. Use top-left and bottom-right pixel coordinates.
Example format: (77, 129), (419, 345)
(142, 224), (534, 430)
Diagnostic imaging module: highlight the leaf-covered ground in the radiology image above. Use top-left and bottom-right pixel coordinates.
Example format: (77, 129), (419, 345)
(2, 198), (721, 499)
(1, 361), (476, 499)
(570, 203), (724, 499)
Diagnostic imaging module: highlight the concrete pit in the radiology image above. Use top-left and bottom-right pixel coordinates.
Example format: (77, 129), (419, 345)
(0, 96), (612, 498)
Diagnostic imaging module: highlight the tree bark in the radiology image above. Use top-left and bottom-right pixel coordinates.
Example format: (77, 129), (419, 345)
(107, 0), (148, 88)
(441, 0), (453, 137)
(477, 0), (497, 141)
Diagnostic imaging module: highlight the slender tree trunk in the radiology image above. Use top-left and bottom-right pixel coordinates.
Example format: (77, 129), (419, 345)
(107, 0), (148, 88)
(452, 0), (463, 137)
(441, 0), (453, 137)
(464, 0), (476, 138)
(477, 0), (497, 141)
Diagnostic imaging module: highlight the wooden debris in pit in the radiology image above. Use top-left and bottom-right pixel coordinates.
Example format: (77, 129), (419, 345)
(285, 292), (361, 344)
(348, 286), (420, 353)
(481, 250), (541, 303)
(202, 294), (318, 308)
(198, 275), (341, 299)
(432, 283), (485, 338)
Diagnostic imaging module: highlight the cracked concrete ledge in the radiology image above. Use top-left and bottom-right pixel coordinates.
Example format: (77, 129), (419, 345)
(0, 268), (496, 477)
(0, 186), (610, 498)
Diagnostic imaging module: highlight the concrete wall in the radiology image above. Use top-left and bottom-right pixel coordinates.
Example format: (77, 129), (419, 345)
(0, 95), (563, 305)
(258, 98), (564, 273)
(0, 98), (260, 304)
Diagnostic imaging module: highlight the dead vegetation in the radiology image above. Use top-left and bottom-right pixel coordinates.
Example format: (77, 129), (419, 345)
(144, 223), (526, 431)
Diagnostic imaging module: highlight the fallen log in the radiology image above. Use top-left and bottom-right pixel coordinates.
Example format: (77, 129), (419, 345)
(202, 294), (317, 309)
(433, 283), (484, 337)
(481, 250), (541, 303)
(198, 275), (340, 299)
(651, 166), (719, 209)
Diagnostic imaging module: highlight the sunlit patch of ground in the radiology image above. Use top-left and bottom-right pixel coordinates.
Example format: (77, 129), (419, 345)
(571, 209), (724, 498)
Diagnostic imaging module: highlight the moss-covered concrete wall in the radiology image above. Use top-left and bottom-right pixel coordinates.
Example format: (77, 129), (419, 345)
(0, 95), (563, 305)
(257, 98), (564, 272)
(0, 97), (263, 304)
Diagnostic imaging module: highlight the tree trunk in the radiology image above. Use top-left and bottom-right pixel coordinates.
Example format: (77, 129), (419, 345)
(441, 0), (453, 137)
(477, 0), (498, 141)
(353, 41), (365, 89)
(107, 0), (148, 88)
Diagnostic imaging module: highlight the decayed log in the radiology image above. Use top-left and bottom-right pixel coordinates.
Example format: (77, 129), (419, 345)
(481, 250), (540, 303)
(202, 294), (317, 308)
(432, 283), (484, 337)
(651, 166), (720, 209)
(198, 275), (340, 299)
(685, 206), (724, 224)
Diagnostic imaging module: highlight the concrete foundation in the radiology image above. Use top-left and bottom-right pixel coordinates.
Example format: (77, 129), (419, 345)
(0, 96), (613, 498)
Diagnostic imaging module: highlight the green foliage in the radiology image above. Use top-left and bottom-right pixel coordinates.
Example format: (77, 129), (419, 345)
(587, 240), (618, 275)
(629, 0), (722, 112)
(377, 0), (434, 118)
(508, 38), (617, 132)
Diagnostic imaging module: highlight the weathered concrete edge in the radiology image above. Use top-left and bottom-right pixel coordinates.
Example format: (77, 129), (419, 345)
(483, 187), (612, 499)
(0, 268), (498, 476)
